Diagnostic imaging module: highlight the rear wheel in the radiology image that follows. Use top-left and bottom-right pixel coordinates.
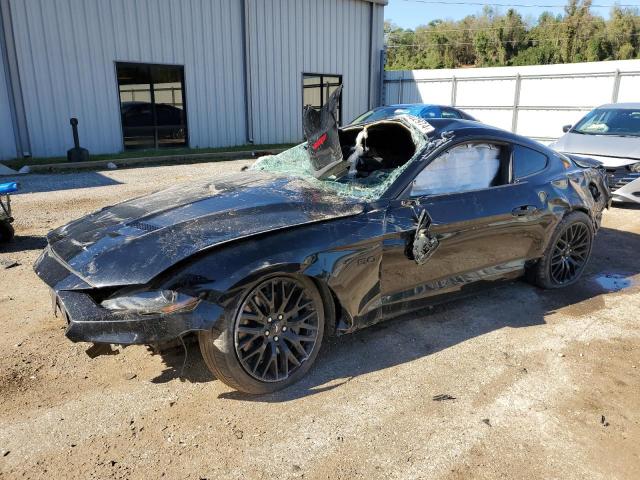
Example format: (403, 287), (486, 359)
(198, 275), (325, 394)
(530, 211), (594, 289)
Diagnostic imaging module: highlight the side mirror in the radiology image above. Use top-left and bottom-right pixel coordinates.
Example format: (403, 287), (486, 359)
(562, 125), (572, 133)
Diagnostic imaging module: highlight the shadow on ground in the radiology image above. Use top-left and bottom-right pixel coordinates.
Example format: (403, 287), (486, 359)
(151, 337), (214, 384)
(613, 203), (640, 211)
(5, 172), (122, 194)
(0, 235), (47, 254)
(106, 226), (640, 398)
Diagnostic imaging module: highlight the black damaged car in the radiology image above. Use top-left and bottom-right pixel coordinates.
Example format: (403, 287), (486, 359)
(35, 93), (611, 393)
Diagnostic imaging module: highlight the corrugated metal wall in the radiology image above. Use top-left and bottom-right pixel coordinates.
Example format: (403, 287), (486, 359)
(0, 0), (384, 159)
(245, 0), (383, 144)
(0, 4), (16, 161)
(6, 0), (247, 158)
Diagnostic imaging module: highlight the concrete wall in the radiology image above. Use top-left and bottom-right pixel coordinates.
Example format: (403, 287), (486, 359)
(384, 59), (640, 142)
(0, 0), (385, 160)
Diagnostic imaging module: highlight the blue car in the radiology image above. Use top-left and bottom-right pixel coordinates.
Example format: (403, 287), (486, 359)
(351, 103), (477, 124)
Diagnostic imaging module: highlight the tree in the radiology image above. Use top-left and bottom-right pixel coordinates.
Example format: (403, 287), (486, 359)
(383, 0), (640, 70)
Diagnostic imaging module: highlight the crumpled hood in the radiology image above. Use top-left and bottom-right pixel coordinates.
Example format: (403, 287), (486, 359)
(551, 132), (640, 166)
(47, 172), (363, 288)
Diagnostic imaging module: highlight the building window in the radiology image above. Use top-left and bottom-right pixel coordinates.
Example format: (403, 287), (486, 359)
(303, 73), (342, 124)
(116, 62), (187, 150)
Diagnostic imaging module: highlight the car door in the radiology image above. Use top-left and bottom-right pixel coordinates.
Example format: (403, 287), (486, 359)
(380, 140), (548, 313)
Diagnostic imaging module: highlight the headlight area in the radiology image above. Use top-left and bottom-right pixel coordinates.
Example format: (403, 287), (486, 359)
(630, 162), (640, 173)
(101, 290), (201, 315)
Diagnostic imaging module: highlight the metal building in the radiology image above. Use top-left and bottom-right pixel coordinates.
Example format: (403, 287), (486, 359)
(0, 0), (386, 160)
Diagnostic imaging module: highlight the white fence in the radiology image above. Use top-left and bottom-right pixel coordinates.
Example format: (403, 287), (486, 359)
(383, 59), (640, 142)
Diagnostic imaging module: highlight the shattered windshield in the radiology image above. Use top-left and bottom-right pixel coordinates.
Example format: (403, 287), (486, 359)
(251, 119), (430, 201)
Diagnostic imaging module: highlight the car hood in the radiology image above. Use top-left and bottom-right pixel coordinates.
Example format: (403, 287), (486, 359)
(45, 172), (363, 288)
(551, 132), (640, 166)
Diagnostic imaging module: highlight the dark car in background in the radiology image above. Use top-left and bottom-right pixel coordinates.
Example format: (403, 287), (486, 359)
(351, 103), (477, 124)
(550, 103), (640, 204)
(34, 112), (610, 394)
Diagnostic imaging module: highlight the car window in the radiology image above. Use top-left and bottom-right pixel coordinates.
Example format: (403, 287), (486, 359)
(420, 106), (440, 118)
(440, 107), (461, 119)
(411, 142), (503, 197)
(512, 145), (547, 180)
(573, 108), (640, 136)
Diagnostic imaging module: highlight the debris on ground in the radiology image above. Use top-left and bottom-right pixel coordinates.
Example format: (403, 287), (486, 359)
(1, 259), (20, 269)
(107, 162), (118, 170)
(432, 394), (456, 401)
(482, 418), (492, 427)
(601, 415), (610, 427)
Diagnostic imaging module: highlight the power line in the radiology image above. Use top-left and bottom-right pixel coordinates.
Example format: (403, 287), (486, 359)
(398, 0), (640, 8)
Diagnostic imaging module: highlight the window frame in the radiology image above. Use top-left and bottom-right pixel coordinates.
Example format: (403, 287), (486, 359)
(302, 72), (343, 125)
(115, 61), (188, 150)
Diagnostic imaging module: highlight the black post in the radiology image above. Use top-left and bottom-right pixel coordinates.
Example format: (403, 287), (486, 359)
(70, 118), (80, 149)
(67, 117), (90, 162)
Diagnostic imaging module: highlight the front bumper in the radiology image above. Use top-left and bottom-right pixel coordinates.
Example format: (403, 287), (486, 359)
(605, 167), (640, 204)
(55, 290), (224, 345)
(35, 246), (224, 345)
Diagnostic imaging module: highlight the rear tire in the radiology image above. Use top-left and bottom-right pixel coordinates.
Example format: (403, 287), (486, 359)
(0, 221), (14, 243)
(530, 211), (594, 289)
(198, 275), (325, 394)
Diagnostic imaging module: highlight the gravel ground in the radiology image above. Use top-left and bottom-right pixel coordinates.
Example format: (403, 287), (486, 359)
(1, 161), (639, 480)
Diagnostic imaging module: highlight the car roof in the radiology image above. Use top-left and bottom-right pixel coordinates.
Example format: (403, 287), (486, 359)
(402, 117), (551, 152)
(595, 102), (640, 109)
(375, 103), (459, 110)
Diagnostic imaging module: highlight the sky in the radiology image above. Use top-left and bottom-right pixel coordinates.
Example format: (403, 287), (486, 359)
(384, 0), (634, 29)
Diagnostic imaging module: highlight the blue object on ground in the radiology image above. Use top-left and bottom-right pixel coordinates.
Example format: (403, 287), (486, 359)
(0, 182), (18, 194)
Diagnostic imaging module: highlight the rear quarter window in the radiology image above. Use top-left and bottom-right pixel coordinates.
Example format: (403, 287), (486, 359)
(512, 145), (548, 180)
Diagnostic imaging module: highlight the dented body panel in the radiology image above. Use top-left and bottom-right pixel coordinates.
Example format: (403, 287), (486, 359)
(34, 118), (610, 346)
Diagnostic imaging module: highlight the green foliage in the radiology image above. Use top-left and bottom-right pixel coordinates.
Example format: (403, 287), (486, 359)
(385, 0), (640, 70)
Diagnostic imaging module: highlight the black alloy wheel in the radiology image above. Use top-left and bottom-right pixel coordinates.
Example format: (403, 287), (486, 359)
(529, 211), (594, 289)
(234, 277), (321, 382)
(549, 222), (591, 285)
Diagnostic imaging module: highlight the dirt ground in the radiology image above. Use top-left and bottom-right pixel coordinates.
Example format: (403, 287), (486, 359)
(1, 162), (639, 480)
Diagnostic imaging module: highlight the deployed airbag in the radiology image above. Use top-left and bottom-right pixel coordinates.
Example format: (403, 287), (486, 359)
(412, 143), (501, 196)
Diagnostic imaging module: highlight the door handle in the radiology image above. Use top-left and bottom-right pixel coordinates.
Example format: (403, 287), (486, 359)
(511, 205), (538, 216)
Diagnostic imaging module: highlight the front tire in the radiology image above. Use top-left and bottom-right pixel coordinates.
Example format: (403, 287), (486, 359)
(0, 221), (15, 243)
(530, 211), (594, 289)
(198, 275), (325, 394)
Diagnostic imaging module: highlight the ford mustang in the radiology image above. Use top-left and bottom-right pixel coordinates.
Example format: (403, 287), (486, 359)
(35, 96), (610, 394)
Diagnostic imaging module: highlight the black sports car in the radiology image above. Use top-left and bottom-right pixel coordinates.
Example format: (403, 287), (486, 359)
(35, 106), (610, 393)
